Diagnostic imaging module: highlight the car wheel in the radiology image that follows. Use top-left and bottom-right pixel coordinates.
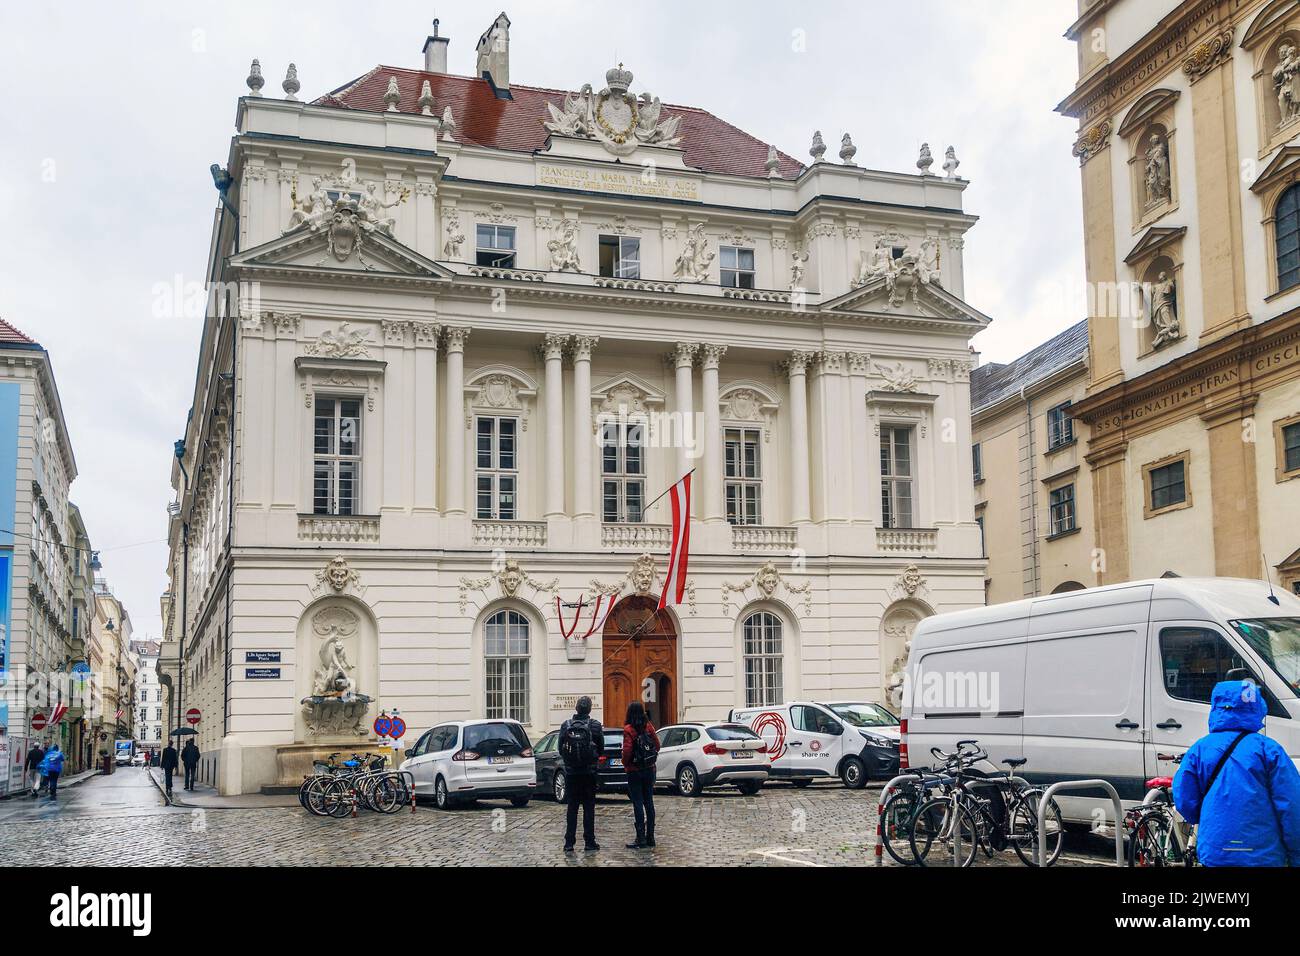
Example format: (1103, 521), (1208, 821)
(510, 796), (530, 808)
(553, 770), (567, 803)
(676, 764), (702, 797)
(737, 781), (763, 796)
(791, 778), (813, 789)
(840, 756), (867, 790)
(434, 776), (453, 810)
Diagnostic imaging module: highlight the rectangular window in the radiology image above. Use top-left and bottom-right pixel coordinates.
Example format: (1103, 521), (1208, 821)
(724, 426), (762, 525)
(1047, 402), (1074, 450)
(742, 612), (783, 707)
(1278, 417), (1300, 481)
(972, 442), (983, 481)
(475, 416), (518, 520)
(312, 398), (362, 516)
(1159, 627), (1247, 705)
(880, 426), (914, 529)
(1147, 457), (1187, 513)
(1049, 484), (1076, 536)
(720, 246), (756, 289)
(975, 514), (985, 557)
(600, 421), (645, 522)
(598, 235), (641, 279)
(475, 224), (516, 268)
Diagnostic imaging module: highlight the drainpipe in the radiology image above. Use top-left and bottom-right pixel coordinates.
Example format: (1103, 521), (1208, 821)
(174, 441), (190, 745)
(1019, 385), (1040, 596)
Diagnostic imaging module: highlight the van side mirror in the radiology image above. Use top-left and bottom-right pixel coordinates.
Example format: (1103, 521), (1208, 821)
(404, 748), (414, 758)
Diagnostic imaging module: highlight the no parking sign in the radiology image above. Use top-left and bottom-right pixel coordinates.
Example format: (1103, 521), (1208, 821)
(372, 712), (407, 740)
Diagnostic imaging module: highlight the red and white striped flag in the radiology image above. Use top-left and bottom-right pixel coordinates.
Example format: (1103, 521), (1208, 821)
(658, 472), (692, 610)
(50, 704), (68, 725)
(114, 708), (123, 721)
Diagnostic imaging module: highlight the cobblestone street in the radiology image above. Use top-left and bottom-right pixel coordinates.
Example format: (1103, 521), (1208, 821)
(0, 768), (1113, 867)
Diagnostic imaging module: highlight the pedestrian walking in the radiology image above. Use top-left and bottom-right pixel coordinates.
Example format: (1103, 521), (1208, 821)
(1173, 678), (1300, 866)
(39, 744), (65, 800)
(160, 741), (179, 795)
(24, 741), (45, 795)
(181, 739), (200, 791)
(622, 701), (660, 849)
(558, 695), (603, 853)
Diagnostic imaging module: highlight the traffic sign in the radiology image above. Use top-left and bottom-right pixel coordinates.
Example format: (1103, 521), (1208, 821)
(30, 713), (47, 731)
(373, 715), (392, 737)
(388, 716), (406, 739)
(185, 708), (201, 726)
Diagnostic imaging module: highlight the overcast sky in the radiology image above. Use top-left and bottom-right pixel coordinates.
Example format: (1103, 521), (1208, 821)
(0, 0), (1083, 639)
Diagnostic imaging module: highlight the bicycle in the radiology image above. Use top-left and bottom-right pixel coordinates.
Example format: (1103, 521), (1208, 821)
(909, 744), (1064, 867)
(299, 752), (412, 817)
(1126, 753), (1196, 867)
(879, 742), (981, 865)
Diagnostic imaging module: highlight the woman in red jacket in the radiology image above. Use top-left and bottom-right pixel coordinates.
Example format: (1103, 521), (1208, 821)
(622, 701), (661, 849)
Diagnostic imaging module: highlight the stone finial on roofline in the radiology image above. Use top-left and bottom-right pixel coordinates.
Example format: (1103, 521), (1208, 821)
(246, 59), (264, 97)
(282, 63), (300, 101)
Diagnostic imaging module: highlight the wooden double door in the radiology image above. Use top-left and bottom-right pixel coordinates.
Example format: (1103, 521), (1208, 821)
(602, 596), (678, 729)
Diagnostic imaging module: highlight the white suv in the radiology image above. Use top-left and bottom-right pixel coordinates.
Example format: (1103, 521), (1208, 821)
(400, 719), (537, 810)
(654, 722), (769, 797)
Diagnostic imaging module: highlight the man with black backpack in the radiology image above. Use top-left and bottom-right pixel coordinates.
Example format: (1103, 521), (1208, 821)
(1173, 678), (1300, 866)
(558, 695), (603, 853)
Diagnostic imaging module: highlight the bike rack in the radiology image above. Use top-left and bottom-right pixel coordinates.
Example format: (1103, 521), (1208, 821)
(1035, 779), (1125, 867)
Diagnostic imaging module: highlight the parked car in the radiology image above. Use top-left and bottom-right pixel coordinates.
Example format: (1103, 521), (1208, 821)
(729, 701), (900, 788)
(824, 700), (901, 743)
(534, 726), (627, 801)
(654, 722), (769, 797)
(131, 752), (147, 766)
(400, 719), (537, 810)
(902, 576), (1300, 823)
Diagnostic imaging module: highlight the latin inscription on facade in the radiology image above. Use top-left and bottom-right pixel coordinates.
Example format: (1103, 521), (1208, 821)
(537, 163), (700, 201)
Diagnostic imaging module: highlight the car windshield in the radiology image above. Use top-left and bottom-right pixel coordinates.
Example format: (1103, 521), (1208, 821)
(1229, 618), (1300, 692)
(603, 731), (623, 749)
(829, 702), (899, 727)
(462, 722), (529, 754)
(707, 725), (760, 741)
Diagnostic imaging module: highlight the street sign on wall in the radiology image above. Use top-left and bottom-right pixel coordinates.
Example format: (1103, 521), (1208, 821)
(30, 713), (47, 732)
(185, 708), (201, 726)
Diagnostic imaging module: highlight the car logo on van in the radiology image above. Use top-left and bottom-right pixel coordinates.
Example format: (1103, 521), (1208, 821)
(809, 740), (821, 752)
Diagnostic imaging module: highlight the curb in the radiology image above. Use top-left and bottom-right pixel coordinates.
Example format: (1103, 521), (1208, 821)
(0, 768), (102, 800)
(146, 768), (181, 807)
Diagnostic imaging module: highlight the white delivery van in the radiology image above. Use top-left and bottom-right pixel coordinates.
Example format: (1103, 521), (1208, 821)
(902, 577), (1300, 823)
(729, 700), (900, 788)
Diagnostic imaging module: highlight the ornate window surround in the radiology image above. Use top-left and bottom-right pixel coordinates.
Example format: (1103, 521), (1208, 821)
(1273, 411), (1300, 482)
(294, 354), (386, 516)
(867, 389), (935, 531)
(469, 598), (547, 730)
(464, 365), (537, 521)
(1249, 148), (1300, 298)
(1141, 449), (1193, 519)
(1117, 88), (1180, 232)
(719, 380), (780, 526)
(732, 599), (800, 707)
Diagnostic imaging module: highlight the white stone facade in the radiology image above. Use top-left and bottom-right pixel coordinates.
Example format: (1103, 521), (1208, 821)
(169, 32), (989, 794)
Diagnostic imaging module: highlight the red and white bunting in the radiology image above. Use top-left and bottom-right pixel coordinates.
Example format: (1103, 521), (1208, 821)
(658, 472), (692, 611)
(49, 704), (68, 725)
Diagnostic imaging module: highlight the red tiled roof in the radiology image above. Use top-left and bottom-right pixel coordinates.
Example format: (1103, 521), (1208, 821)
(0, 318), (38, 347)
(314, 67), (805, 181)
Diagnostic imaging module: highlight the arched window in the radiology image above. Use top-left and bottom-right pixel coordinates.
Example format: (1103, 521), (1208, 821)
(1277, 183), (1300, 292)
(484, 609), (529, 722)
(742, 611), (783, 706)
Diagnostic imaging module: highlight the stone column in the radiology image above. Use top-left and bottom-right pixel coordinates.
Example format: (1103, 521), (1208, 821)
(412, 322), (440, 513)
(442, 327), (470, 515)
(1203, 397), (1261, 577)
(571, 335), (598, 519)
(784, 350), (812, 524)
(1085, 443), (1130, 585)
(670, 343), (698, 488)
(700, 344), (727, 522)
(542, 333), (568, 518)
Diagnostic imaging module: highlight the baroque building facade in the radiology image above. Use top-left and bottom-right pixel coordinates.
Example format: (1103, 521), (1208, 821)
(1060, 0), (1300, 589)
(165, 15), (988, 794)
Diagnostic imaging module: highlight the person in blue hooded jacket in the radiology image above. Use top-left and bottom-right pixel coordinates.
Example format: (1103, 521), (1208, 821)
(38, 744), (65, 801)
(1173, 679), (1300, 866)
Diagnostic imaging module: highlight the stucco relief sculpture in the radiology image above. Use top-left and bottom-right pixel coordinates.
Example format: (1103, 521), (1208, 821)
(1148, 271), (1180, 349)
(544, 64), (682, 157)
(873, 361), (919, 393)
(721, 561), (812, 617)
(313, 555), (362, 595)
(443, 208), (465, 258)
(285, 158), (409, 266)
(790, 248), (808, 289)
(852, 231), (941, 306)
(306, 321), (371, 359)
(673, 223), (715, 282)
(301, 606), (372, 737)
(1143, 132), (1171, 206)
(547, 219), (581, 272)
(1276, 41), (1300, 128)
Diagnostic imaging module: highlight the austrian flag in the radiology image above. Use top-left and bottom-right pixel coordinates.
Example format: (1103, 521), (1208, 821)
(658, 473), (692, 610)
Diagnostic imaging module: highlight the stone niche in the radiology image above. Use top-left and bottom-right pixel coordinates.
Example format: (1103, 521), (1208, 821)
(294, 597), (379, 744)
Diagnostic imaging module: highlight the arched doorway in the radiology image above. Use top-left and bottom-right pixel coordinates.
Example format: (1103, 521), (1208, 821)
(602, 595), (678, 728)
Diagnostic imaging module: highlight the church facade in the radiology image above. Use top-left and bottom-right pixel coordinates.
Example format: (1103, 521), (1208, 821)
(163, 14), (988, 794)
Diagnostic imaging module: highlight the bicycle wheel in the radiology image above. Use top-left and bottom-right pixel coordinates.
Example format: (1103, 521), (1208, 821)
(368, 774), (403, 814)
(1009, 789), (1064, 866)
(910, 797), (978, 867)
(323, 778), (355, 818)
(881, 790), (925, 865)
(303, 777), (335, 817)
(1128, 812), (1175, 867)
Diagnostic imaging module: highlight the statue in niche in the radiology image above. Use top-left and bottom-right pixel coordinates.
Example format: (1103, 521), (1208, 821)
(673, 223), (715, 282)
(1275, 41), (1300, 128)
(1143, 133), (1171, 206)
(1149, 271), (1180, 348)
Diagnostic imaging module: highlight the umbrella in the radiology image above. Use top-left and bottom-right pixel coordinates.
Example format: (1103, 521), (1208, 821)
(169, 727), (197, 737)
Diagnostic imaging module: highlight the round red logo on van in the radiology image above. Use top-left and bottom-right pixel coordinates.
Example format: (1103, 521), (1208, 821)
(751, 712), (787, 761)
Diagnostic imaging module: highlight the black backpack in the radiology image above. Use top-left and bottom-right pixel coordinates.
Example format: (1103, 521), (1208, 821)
(631, 727), (659, 767)
(560, 718), (597, 768)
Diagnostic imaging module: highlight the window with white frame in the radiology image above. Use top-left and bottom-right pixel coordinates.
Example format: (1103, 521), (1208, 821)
(476, 416), (518, 520)
(1047, 402), (1074, 449)
(742, 611), (783, 706)
(313, 398), (362, 515)
(1049, 483), (1076, 536)
(720, 246), (756, 289)
(601, 420), (645, 522)
(724, 426), (762, 525)
(880, 426), (914, 528)
(972, 442), (983, 481)
(598, 235), (641, 279)
(475, 224), (516, 268)
(484, 609), (529, 722)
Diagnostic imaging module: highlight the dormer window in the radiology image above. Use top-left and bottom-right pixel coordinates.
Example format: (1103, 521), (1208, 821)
(599, 235), (640, 279)
(476, 224), (516, 268)
(720, 246), (756, 289)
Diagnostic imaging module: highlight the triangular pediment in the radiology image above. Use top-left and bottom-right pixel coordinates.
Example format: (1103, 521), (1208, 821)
(1250, 145), (1300, 195)
(1124, 225), (1187, 265)
(229, 225), (455, 282)
(821, 276), (990, 327)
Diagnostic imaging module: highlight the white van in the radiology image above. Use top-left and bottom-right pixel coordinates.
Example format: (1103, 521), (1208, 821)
(901, 577), (1300, 823)
(729, 700), (901, 788)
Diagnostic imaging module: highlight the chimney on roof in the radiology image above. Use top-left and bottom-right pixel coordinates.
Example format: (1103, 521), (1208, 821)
(475, 11), (511, 98)
(423, 18), (449, 73)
